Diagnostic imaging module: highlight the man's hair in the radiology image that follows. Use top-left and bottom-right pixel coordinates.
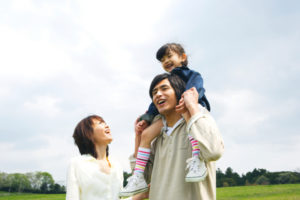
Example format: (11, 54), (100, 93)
(73, 115), (109, 158)
(156, 43), (188, 67)
(149, 73), (186, 103)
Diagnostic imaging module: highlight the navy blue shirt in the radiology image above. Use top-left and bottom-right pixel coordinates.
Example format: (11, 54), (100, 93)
(140, 66), (210, 123)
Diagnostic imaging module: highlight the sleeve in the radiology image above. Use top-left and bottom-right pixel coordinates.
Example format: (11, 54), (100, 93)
(186, 112), (224, 162)
(66, 159), (80, 200)
(185, 71), (205, 99)
(139, 103), (159, 124)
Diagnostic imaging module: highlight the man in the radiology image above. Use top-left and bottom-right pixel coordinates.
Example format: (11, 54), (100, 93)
(131, 73), (224, 200)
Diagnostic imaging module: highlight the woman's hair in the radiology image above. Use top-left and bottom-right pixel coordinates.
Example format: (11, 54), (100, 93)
(156, 43), (188, 67)
(73, 115), (109, 158)
(149, 73), (186, 103)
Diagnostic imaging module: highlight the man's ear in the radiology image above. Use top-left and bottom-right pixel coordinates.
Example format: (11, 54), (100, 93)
(181, 53), (187, 61)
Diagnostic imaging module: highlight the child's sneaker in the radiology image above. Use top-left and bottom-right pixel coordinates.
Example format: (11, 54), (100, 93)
(185, 156), (207, 182)
(119, 173), (148, 197)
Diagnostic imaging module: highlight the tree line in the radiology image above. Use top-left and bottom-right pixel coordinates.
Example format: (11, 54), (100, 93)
(217, 167), (300, 187)
(2, 168), (300, 194)
(0, 171), (65, 193)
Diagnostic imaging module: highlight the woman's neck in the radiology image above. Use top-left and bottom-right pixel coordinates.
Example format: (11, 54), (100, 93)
(95, 144), (107, 160)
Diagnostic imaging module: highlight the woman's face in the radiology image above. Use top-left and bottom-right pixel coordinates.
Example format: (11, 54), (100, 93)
(92, 118), (112, 145)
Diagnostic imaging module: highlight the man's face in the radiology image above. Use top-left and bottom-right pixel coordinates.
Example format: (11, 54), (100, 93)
(152, 78), (177, 115)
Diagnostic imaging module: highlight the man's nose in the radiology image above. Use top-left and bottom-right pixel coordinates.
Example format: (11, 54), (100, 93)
(156, 89), (163, 96)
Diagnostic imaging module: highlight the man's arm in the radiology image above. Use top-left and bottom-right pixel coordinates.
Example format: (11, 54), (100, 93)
(182, 87), (224, 161)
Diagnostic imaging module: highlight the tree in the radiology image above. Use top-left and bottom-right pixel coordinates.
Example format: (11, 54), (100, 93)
(216, 168), (225, 187)
(123, 171), (132, 187)
(255, 175), (269, 185)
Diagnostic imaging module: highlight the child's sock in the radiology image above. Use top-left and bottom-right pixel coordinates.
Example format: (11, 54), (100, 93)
(188, 135), (200, 157)
(134, 147), (151, 175)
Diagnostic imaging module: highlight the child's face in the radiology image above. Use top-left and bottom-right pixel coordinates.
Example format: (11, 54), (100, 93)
(161, 50), (186, 72)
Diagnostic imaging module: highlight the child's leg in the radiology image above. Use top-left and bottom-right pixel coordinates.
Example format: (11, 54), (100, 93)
(188, 134), (200, 157)
(185, 134), (207, 182)
(120, 119), (163, 197)
(134, 119), (163, 175)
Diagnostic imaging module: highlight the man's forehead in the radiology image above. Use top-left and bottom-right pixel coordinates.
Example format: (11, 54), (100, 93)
(153, 78), (170, 89)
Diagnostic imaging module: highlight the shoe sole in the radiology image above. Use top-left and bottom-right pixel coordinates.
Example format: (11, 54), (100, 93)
(119, 187), (148, 197)
(185, 170), (208, 182)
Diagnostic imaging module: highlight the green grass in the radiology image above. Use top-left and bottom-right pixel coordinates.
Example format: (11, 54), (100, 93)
(1, 184), (300, 200)
(217, 184), (300, 200)
(0, 191), (65, 200)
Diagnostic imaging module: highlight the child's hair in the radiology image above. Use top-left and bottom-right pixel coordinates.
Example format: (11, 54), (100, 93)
(156, 43), (188, 67)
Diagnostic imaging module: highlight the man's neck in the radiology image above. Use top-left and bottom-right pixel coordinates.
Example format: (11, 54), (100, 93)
(164, 111), (182, 127)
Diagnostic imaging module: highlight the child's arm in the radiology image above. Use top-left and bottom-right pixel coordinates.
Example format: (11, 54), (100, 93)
(185, 71), (205, 99)
(172, 68), (210, 111)
(183, 71), (210, 111)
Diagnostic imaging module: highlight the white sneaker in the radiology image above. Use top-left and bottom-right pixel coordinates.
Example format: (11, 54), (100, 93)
(119, 173), (148, 197)
(185, 156), (207, 182)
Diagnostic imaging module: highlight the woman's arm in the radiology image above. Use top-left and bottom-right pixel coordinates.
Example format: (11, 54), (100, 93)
(66, 159), (80, 200)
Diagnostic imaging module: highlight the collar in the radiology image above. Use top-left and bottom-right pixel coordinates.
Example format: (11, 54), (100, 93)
(81, 154), (97, 162)
(162, 117), (184, 136)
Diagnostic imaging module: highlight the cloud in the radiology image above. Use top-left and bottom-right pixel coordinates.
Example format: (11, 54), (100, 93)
(24, 96), (62, 117)
(0, 0), (300, 182)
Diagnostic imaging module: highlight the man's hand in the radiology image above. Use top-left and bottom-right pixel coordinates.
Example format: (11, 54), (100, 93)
(182, 87), (201, 119)
(175, 97), (187, 115)
(182, 87), (199, 108)
(132, 190), (149, 200)
(134, 118), (148, 158)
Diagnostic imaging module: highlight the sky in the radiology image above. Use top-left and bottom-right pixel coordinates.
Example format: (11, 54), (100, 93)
(0, 0), (299, 184)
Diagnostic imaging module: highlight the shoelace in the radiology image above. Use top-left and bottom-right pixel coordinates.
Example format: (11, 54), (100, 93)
(186, 158), (200, 173)
(125, 175), (138, 188)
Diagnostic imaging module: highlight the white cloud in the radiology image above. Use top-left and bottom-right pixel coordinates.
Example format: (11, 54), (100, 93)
(24, 96), (62, 117)
(1, 0), (300, 182)
(0, 26), (76, 81)
(211, 89), (269, 137)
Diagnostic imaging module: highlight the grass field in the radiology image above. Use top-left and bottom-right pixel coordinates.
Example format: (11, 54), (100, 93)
(0, 191), (65, 200)
(1, 184), (300, 200)
(217, 184), (300, 200)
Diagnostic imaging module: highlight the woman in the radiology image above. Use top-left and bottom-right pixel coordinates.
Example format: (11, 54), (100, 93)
(66, 115), (146, 200)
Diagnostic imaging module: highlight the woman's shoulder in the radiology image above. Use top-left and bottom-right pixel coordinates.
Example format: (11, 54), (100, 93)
(108, 157), (123, 171)
(108, 157), (120, 167)
(69, 154), (95, 164)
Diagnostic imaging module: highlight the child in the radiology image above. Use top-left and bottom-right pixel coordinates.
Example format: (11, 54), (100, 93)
(120, 43), (211, 197)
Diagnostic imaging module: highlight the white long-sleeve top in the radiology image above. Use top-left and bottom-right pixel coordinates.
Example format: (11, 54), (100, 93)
(66, 154), (124, 200)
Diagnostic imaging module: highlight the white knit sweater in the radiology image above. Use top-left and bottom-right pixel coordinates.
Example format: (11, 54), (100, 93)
(66, 154), (124, 200)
